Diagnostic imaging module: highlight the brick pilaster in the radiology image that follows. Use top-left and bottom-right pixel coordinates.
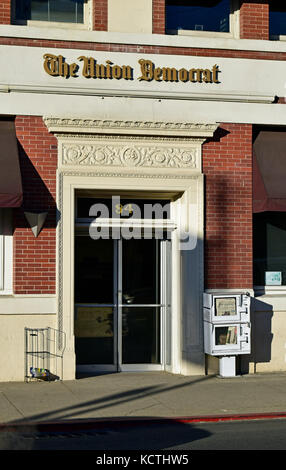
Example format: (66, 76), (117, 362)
(240, 1), (269, 40)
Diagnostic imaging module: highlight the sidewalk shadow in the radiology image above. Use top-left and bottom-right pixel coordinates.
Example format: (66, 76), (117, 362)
(4, 375), (215, 450)
(11, 375), (215, 425)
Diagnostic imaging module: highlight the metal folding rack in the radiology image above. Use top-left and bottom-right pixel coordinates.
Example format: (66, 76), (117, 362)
(24, 327), (66, 382)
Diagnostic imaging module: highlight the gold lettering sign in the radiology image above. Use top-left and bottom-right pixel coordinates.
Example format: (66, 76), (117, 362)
(43, 53), (79, 78)
(138, 59), (220, 83)
(43, 54), (221, 84)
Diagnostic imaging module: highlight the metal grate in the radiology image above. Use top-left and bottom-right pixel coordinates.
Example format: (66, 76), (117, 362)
(24, 327), (66, 382)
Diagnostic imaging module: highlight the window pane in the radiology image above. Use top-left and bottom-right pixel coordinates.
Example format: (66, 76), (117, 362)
(269, 3), (286, 36)
(166, 0), (230, 33)
(122, 307), (161, 364)
(75, 237), (114, 304)
(122, 239), (160, 305)
(75, 307), (114, 365)
(30, 1), (48, 21)
(49, 0), (84, 23)
(253, 212), (286, 285)
(15, 0), (31, 20)
(215, 326), (237, 346)
(15, 0), (84, 23)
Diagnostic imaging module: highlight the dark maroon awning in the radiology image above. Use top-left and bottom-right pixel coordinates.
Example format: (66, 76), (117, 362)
(0, 119), (23, 208)
(253, 130), (286, 213)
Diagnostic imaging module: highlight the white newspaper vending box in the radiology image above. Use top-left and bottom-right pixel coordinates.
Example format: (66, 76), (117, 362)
(203, 292), (251, 377)
(203, 292), (250, 324)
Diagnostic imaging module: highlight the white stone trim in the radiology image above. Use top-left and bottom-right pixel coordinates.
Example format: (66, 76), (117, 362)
(0, 295), (57, 314)
(59, 171), (205, 379)
(1, 23), (286, 53)
(1, 85), (273, 104)
(54, 119), (215, 378)
(108, 0), (153, 34)
(0, 94), (283, 127)
(44, 117), (218, 138)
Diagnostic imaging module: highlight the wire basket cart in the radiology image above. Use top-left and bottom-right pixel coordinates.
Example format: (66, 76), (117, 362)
(24, 327), (66, 382)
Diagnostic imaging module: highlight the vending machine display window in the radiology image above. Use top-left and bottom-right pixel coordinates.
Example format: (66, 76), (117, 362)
(203, 293), (250, 323)
(215, 326), (237, 346)
(214, 297), (237, 317)
(204, 321), (251, 356)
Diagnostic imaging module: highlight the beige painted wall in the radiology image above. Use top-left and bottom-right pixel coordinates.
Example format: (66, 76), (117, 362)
(249, 310), (286, 373)
(108, 0), (153, 33)
(0, 314), (57, 382)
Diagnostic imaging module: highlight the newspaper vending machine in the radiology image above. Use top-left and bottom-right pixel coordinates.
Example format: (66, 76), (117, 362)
(203, 293), (251, 377)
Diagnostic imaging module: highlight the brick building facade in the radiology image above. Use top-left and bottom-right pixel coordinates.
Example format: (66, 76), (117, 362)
(0, 1), (285, 381)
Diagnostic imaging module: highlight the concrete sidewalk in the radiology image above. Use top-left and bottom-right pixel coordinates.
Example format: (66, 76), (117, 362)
(0, 371), (285, 429)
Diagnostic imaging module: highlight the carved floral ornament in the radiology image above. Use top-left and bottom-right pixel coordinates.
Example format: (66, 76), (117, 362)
(62, 142), (199, 169)
(44, 118), (218, 170)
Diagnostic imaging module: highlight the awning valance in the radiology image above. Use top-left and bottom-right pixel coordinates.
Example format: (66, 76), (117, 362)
(0, 119), (23, 208)
(253, 130), (286, 213)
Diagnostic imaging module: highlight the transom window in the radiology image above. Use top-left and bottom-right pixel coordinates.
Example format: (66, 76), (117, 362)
(165, 0), (231, 34)
(14, 0), (85, 24)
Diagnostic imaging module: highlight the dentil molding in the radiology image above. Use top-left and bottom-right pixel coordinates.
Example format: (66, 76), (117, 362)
(44, 117), (218, 138)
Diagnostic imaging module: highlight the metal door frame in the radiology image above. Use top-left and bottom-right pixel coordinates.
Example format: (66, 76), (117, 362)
(75, 235), (169, 373)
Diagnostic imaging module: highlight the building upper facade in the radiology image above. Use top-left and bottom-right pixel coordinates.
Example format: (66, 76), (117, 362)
(0, 1), (285, 127)
(0, 1), (285, 46)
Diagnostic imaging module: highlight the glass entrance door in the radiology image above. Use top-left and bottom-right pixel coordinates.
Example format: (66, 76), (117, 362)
(120, 238), (161, 367)
(74, 235), (166, 372)
(74, 237), (116, 369)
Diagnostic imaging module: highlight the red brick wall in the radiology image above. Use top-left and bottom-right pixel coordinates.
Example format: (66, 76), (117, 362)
(13, 116), (57, 294)
(12, 118), (254, 293)
(93, 0), (108, 31)
(203, 124), (253, 289)
(0, 0), (11, 24)
(240, 1), (269, 40)
(153, 0), (165, 34)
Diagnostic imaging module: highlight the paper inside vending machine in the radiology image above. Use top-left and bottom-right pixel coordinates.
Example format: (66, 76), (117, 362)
(204, 322), (251, 356)
(203, 292), (251, 377)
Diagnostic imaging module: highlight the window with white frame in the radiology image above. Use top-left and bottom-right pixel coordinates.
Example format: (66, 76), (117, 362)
(0, 209), (13, 295)
(13, 0), (91, 28)
(165, 0), (239, 37)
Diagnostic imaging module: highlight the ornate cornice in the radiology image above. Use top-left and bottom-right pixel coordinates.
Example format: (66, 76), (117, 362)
(44, 117), (218, 138)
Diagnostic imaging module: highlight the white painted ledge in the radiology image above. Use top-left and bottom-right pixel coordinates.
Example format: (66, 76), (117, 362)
(1, 24), (286, 54)
(0, 84), (274, 104)
(0, 295), (57, 315)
